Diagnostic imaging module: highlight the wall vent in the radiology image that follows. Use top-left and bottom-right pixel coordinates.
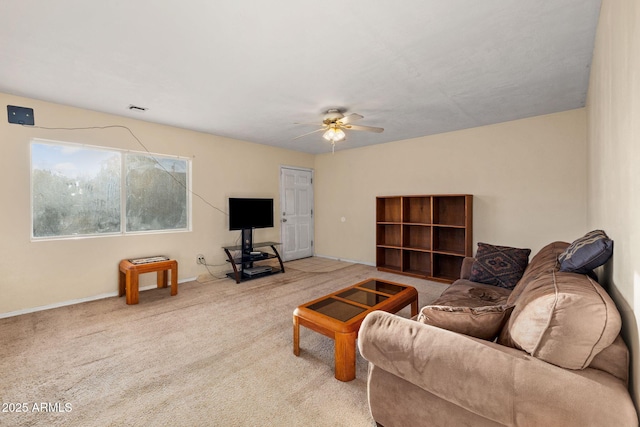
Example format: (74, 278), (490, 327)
(128, 105), (148, 112)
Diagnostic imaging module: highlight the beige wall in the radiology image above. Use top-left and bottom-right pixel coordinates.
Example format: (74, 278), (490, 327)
(0, 92), (314, 314)
(587, 0), (640, 407)
(3, 94), (589, 317)
(314, 109), (588, 264)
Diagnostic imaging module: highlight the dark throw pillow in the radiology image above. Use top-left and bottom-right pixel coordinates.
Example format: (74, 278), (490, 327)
(558, 230), (613, 274)
(469, 243), (531, 290)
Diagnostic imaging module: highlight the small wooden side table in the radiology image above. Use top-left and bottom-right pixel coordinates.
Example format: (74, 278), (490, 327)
(118, 259), (178, 305)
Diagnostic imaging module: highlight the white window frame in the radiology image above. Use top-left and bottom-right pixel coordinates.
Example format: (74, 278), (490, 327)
(30, 138), (192, 241)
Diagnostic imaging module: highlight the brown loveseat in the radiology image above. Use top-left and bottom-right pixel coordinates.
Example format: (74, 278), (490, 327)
(358, 242), (638, 426)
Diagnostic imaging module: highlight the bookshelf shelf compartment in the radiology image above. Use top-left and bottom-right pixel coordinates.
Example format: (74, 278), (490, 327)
(403, 225), (431, 251)
(433, 254), (464, 282)
(433, 196), (467, 226)
(377, 224), (402, 247)
(403, 196), (431, 224)
(403, 250), (431, 277)
(376, 195), (472, 284)
(433, 226), (466, 255)
(376, 197), (402, 223)
(377, 247), (402, 272)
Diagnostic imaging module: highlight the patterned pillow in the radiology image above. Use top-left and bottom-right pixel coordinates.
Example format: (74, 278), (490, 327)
(469, 243), (531, 290)
(558, 230), (613, 274)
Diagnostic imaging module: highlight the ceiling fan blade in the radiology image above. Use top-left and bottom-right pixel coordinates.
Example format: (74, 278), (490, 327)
(345, 124), (384, 133)
(338, 113), (363, 125)
(292, 127), (327, 140)
(293, 122), (322, 126)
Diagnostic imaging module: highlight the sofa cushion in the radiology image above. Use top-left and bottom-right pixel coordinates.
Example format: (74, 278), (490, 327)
(501, 269), (622, 369)
(558, 230), (614, 274)
(468, 243), (531, 290)
(433, 280), (512, 307)
(417, 304), (514, 340)
(505, 241), (567, 306)
(459, 257), (475, 280)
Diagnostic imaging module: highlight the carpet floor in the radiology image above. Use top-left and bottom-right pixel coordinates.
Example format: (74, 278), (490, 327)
(0, 260), (448, 426)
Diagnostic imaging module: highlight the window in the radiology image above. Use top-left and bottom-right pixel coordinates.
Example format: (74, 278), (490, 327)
(31, 140), (190, 239)
(125, 154), (188, 232)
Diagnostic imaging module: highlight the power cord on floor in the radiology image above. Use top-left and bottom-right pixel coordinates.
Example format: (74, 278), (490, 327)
(202, 261), (229, 280)
(202, 233), (244, 280)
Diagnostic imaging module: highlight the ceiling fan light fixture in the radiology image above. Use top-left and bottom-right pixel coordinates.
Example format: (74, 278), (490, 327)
(293, 109), (381, 152)
(323, 126), (345, 143)
(323, 128), (336, 141)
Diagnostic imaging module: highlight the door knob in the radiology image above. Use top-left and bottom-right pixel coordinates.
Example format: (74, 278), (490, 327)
(282, 218), (287, 222)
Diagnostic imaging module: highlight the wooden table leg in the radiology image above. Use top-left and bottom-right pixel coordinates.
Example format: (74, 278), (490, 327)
(157, 270), (168, 289)
(293, 315), (300, 356)
(411, 297), (418, 317)
(334, 331), (357, 381)
(170, 262), (178, 296)
(126, 270), (139, 305)
(118, 269), (126, 297)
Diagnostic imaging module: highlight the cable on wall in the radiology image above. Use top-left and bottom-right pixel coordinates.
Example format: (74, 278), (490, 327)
(24, 124), (228, 216)
(23, 122), (264, 277)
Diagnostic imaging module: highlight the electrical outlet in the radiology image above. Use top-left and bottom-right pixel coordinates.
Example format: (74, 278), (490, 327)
(196, 254), (205, 265)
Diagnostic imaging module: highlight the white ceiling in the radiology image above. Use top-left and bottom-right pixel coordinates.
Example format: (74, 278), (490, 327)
(1, 1), (601, 154)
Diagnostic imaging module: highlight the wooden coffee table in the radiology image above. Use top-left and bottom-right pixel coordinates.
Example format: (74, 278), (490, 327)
(293, 278), (418, 381)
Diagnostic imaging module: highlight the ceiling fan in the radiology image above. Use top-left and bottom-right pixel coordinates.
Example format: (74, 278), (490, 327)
(293, 109), (384, 151)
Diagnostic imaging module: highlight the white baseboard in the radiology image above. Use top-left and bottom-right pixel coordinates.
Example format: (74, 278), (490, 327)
(0, 277), (196, 319)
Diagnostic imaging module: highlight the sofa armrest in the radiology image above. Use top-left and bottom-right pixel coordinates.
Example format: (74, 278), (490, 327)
(358, 311), (638, 427)
(460, 257), (475, 279)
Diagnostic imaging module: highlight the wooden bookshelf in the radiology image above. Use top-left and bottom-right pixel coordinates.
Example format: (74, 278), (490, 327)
(376, 195), (473, 283)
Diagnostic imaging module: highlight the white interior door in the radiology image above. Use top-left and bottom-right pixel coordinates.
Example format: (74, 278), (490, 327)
(280, 167), (314, 261)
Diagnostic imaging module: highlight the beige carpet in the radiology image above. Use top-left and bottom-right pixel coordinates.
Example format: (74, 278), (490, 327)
(0, 263), (448, 427)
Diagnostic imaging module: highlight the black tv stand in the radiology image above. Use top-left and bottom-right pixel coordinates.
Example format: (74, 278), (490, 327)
(240, 228), (253, 254)
(222, 240), (285, 283)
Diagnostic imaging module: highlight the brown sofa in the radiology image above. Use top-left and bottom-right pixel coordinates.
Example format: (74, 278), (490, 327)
(358, 242), (638, 426)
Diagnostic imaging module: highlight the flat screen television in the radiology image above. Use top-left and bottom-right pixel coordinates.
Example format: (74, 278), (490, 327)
(228, 198), (274, 230)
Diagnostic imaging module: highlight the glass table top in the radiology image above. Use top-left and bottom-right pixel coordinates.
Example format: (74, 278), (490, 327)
(306, 298), (367, 322)
(336, 288), (388, 307)
(357, 280), (404, 295)
(302, 280), (409, 322)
